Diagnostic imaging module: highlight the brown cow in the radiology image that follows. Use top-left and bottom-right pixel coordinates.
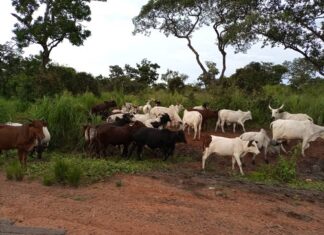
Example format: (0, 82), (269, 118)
(0, 120), (46, 165)
(91, 100), (117, 119)
(94, 121), (146, 157)
(188, 108), (218, 131)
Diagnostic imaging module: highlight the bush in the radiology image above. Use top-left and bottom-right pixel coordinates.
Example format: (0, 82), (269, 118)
(54, 158), (69, 183)
(43, 174), (55, 186)
(66, 164), (82, 187)
(5, 161), (24, 181)
(273, 155), (297, 183)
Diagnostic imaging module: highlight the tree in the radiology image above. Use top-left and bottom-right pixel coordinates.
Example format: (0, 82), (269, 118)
(133, 0), (211, 77)
(230, 62), (287, 92)
(125, 58), (160, 86)
(11, 0), (92, 69)
(283, 58), (320, 89)
(161, 69), (188, 93)
(197, 61), (219, 87)
(255, 0), (324, 75)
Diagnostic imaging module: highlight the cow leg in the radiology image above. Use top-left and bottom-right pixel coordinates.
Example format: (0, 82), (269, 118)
(232, 156), (236, 170)
(280, 143), (287, 153)
(215, 119), (219, 132)
(233, 123), (236, 133)
(263, 146), (269, 164)
(234, 154), (244, 175)
(251, 153), (256, 165)
(202, 148), (210, 170)
(128, 143), (136, 159)
(198, 122), (201, 140)
(221, 120), (225, 133)
(193, 125), (197, 140)
(136, 145), (144, 160)
(301, 139), (310, 157)
(122, 144), (129, 157)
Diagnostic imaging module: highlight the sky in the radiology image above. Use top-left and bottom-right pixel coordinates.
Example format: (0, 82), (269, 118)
(0, 0), (301, 83)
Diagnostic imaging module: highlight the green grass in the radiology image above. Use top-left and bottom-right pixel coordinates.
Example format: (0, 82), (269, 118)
(24, 152), (172, 186)
(5, 160), (25, 181)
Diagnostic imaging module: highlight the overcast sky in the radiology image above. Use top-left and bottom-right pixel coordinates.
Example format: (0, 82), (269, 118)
(0, 0), (301, 83)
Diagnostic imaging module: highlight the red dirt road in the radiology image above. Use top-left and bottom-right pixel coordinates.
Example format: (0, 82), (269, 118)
(1, 173), (324, 235)
(1, 130), (324, 235)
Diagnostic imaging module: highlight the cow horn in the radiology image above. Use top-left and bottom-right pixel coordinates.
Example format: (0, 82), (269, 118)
(279, 104), (284, 110)
(268, 104), (273, 110)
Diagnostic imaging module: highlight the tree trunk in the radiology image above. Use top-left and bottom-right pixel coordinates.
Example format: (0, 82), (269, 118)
(185, 37), (208, 75)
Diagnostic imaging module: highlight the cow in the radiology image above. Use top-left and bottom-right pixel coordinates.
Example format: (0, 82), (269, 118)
(144, 113), (171, 129)
(5, 121), (51, 159)
(129, 128), (187, 161)
(271, 119), (324, 156)
(193, 102), (209, 110)
(215, 109), (252, 133)
(187, 108), (218, 131)
(93, 121), (146, 157)
(150, 105), (183, 128)
(142, 100), (153, 114)
(269, 104), (313, 122)
(0, 120), (46, 165)
(182, 110), (203, 140)
(239, 129), (284, 164)
(202, 135), (260, 175)
(91, 100), (117, 119)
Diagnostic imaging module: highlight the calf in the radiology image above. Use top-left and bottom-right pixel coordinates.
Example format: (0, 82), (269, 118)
(271, 119), (324, 156)
(202, 136), (260, 175)
(216, 109), (252, 133)
(130, 128), (187, 161)
(150, 106), (183, 128)
(0, 120), (46, 165)
(182, 110), (203, 140)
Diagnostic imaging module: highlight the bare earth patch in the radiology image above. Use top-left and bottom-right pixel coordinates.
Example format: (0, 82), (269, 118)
(0, 130), (324, 235)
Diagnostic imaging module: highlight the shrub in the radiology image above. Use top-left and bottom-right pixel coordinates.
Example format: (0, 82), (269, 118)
(54, 158), (69, 183)
(272, 155), (297, 183)
(43, 174), (55, 186)
(66, 164), (82, 187)
(5, 161), (24, 181)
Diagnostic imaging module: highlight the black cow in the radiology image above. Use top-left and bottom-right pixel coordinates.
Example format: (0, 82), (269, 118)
(129, 128), (187, 161)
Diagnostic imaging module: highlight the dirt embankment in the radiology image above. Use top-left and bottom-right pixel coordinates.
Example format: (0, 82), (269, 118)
(0, 130), (324, 235)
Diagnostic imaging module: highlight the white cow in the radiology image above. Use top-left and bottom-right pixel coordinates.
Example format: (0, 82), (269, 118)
(271, 119), (324, 156)
(150, 105), (182, 128)
(182, 110), (203, 140)
(202, 136), (260, 175)
(240, 129), (285, 164)
(269, 104), (313, 122)
(215, 109), (252, 133)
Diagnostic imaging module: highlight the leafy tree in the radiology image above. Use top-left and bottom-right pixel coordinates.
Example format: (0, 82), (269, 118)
(255, 0), (324, 75)
(161, 69), (188, 93)
(197, 61), (219, 88)
(11, 0), (92, 69)
(230, 62), (287, 92)
(133, 0), (211, 77)
(125, 58), (160, 86)
(283, 58), (321, 89)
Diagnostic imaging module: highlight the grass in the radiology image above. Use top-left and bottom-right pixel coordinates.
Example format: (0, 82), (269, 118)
(23, 152), (172, 186)
(5, 160), (25, 181)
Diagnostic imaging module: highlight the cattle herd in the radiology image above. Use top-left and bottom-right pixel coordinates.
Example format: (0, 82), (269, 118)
(1, 99), (324, 176)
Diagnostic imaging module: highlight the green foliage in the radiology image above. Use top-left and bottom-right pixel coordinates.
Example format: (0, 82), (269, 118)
(54, 159), (70, 183)
(12, 0), (92, 68)
(66, 165), (82, 187)
(42, 174), (55, 186)
(5, 161), (24, 181)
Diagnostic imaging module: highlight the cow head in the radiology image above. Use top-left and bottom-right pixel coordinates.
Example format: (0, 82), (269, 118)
(28, 120), (46, 142)
(246, 140), (260, 155)
(269, 104), (284, 120)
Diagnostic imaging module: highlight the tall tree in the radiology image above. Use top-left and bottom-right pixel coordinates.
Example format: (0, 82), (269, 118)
(255, 0), (324, 75)
(133, 0), (210, 77)
(11, 0), (92, 69)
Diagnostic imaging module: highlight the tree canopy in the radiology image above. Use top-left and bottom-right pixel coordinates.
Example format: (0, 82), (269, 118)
(11, 0), (92, 69)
